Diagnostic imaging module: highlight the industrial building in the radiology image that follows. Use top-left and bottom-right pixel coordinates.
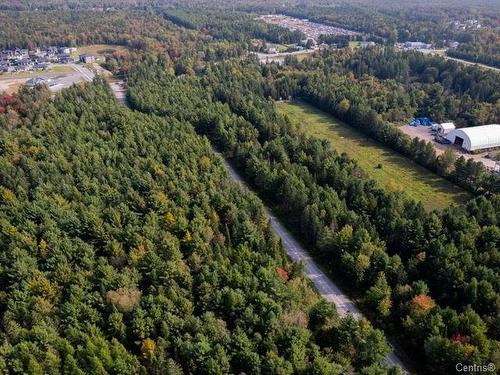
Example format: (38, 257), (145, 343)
(446, 124), (500, 152)
(436, 122), (455, 134)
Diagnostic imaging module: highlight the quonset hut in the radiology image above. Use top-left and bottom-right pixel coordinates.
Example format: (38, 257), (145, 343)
(446, 124), (500, 152)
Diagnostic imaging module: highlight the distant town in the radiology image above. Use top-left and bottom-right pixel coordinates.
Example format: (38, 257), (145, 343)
(259, 14), (462, 56)
(0, 46), (98, 74)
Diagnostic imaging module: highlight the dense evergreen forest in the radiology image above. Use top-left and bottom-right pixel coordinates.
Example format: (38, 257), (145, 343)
(126, 57), (499, 374)
(0, 80), (401, 374)
(284, 5), (498, 45)
(0, 10), (195, 51)
(163, 9), (304, 45)
(1, 0), (498, 67)
(0, 1), (499, 374)
(447, 29), (500, 68)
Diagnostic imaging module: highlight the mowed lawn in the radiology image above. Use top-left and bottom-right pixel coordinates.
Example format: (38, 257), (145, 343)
(277, 101), (471, 210)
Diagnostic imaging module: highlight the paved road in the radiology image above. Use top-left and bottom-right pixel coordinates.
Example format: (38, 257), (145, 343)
(109, 81), (127, 105)
(444, 56), (499, 72)
(70, 64), (95, 81)
(215, 152), (409, 372)
(46, 64), (95, 93)
(426, 49), (499, 72)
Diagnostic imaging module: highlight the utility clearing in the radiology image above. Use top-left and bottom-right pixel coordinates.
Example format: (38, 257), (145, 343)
(277, 101), (471, 210)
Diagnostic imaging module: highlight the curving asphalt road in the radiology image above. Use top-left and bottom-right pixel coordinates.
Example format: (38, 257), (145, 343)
(216, 152), (409, 372)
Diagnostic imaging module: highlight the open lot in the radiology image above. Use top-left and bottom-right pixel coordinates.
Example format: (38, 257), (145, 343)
(399, 124), (498, 170)
(254, 50), (316, 64)
(0, 63), (94, 94)
(72, 44), (128, 60)
(0, 65), (74, 80)
(0, 43), (128, 95)
(0, 50), (126, 105)
(259, 14), (360, 40)
(277, 101), (471, 210)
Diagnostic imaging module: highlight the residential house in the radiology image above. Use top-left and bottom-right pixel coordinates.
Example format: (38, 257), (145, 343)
(15, 58), (33, 71)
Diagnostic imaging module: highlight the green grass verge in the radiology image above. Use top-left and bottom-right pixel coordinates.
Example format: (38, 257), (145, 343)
(276, 101), (471, 210)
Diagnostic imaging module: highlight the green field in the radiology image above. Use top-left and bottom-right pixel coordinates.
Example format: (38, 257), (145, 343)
(0, 64), (74, 79)
(71, 44), (128, 61)
(349, 41), (361, 49)
(277, 101), (471, 210)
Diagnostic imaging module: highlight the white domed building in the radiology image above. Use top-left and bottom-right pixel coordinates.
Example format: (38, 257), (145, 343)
(446, 124), (500, 152)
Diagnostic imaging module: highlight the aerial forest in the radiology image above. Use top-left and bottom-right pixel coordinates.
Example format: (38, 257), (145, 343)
(0, 1), (498, 374)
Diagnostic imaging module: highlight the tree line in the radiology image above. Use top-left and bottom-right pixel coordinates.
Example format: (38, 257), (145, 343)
(447, 29), (500, 68)
(268, 51), (500, 196)
(126, 57), (499, 374)
(163, 9), (304, 45)
(0, 78), (402, 374)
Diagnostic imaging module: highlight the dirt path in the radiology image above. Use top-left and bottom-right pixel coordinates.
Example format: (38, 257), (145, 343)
(215, 151), (410, 373)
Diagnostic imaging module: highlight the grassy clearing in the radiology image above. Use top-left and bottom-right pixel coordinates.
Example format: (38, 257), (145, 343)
(0, 64), (74, 79)
(72, 44), (128, 60)
(349, 41), (360, 49)
(291, 51), (315, 61)
(276, 44), (290, 52)
(277, 101), (471, 210)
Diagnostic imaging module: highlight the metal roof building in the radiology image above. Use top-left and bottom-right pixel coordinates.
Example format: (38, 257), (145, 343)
(446, 124), (500, 152)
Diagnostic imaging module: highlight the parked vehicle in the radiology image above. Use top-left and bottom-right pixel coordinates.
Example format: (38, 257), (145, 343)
(435, 136), (451, 144)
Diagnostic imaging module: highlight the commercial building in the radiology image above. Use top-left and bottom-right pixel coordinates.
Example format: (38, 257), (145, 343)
(397, 41), (433, 51)
(446, 124), (500, 152)
(79, 54), (97, 64)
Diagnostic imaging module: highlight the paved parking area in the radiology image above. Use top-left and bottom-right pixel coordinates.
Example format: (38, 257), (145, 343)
(0, 64), (94, 94)
(399, 124), (498, 169)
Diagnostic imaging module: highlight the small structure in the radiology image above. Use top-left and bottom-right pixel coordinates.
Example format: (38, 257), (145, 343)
(15, 58), (33, 71)
(13, 48), (29, 60)
(58, 53), (72, 63)
(437, 122), (455, 134)
(360, 41), (376, 47)
(446, 124), (500, 152)
(25, 77), (50, 88)
(79, 54), (97, 64)
(403, 41), (432, 50)
(0, 50), (14, 59)
(0, 63), (13, 73)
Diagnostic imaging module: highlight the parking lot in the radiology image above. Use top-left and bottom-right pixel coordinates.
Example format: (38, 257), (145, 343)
(0, 63), (94, 94)
(399, 124), (498, 169)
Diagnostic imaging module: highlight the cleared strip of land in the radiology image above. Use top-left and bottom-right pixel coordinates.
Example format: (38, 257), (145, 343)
(215, 151), (409, 372)
(277, 101), (471, 210)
